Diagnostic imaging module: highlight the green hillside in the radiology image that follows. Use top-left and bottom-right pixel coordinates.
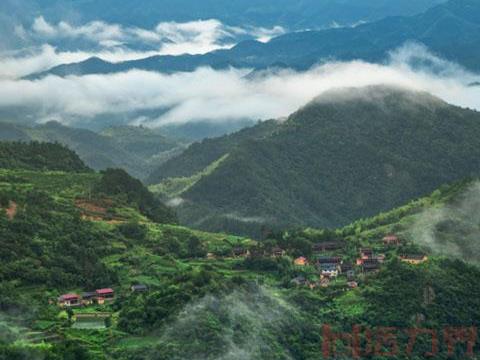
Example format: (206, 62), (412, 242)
(2, 146), (480, 359)
(150, 86), (480, 237)
(147, 119), (279, 184)
(0, 122), (181, 180)
(0, 142), (90, 173)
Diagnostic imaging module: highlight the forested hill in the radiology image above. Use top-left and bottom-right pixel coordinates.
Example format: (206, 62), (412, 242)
(152, 85), (480, 236)
(0, 141), (91, 172)
(0, 122), (181, 180)
(147, 119), (279, 184)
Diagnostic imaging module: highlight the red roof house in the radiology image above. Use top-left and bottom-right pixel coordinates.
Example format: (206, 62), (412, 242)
(58, 293), (81, 307)
(96, 288), (115, 299)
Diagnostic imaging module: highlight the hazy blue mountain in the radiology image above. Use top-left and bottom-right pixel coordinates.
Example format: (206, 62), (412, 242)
(150, 85), (480, 236)
(33, 0), (480, 78)
(1, 0), (444, 36)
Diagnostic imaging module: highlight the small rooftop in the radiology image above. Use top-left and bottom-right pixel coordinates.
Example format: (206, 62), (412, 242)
(59, 293), (80, 301)
(96, 288), (114, 295)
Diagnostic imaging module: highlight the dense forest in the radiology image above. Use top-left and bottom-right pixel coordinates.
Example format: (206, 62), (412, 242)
(150, 86), (480, 237)
(0, 142), (90, 172)
(147, 119), (279, 184)
(0, 122), (181, 180)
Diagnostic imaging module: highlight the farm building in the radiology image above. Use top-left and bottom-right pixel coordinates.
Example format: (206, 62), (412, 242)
(313, 241), (345, 253)
(271, 246), (286, 257)
(58, 294), (81, 307)
(232, 247), (250, 257)
(81, 292), (97, 306)
(96, 288), (115, 304)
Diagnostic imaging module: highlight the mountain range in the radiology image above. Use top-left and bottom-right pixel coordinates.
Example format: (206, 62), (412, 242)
(32, 0), (480, 79)
(1, 0), (444, 42)
(149, 85), (480, 236)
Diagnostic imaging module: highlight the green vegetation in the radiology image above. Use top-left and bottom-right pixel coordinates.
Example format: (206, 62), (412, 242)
(95, 168), (177, 224)
(0, 142), (90, 173)
(150, 86), (480, 237)
(147, 119), (278, 184)
(2, 141), (480, 359)
(0, 122), (181, 180)
(149, 154), (229, 197)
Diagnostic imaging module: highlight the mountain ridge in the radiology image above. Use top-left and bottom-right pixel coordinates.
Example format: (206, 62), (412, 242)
(30, 0), (480, 79)
(151, 85), (480, 236)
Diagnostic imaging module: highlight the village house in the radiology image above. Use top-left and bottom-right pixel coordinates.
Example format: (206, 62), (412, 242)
(58, 293), (81, 307)
(316, 256), (342, 265)
(400, 254), (428, 265)
(356, 249), (384, 265)
(360, 248), (373, 259)
(294, 256), (309, 266)
(232, 247), (250, 258)
(319, 263), (339, 277)
(131, 284), (148, 293)
(95, 288), (115, 304)
(312, 241), (345, 253)
(383, 234), (401, 246)
(373, 254), (386, 263)
(81, 292), (97, 306)
(271, 246), (286, 257)
(361, 259), (381, 273)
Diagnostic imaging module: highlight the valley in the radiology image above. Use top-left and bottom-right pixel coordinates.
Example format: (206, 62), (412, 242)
(1, 0), (480, 358)
(1, 143), (480, 359)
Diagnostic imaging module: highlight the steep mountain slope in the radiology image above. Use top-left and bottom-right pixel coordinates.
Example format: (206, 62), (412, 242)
(35, 0), (480, 78)
(147, 119), (279, 184)
(0, 121), (180, 180)
(154, 85), (480, 236)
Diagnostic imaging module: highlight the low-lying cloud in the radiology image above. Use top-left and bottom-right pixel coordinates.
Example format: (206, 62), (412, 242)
(408, 181), (480, 263)
(149, 285), (297, 360)
(0, 17), (285, 79)
(0, 43), (479, 127)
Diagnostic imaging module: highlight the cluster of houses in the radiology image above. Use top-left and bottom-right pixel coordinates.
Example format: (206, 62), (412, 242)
(287, 235), (427, 289)
(57, 285), (148, 308)
(187, 234), (428, 292)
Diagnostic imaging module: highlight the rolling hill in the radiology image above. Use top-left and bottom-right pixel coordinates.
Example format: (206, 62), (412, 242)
(33, 0), (480, 78)
(150, 85), (480, 236)
(0, 121), (181, 180)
